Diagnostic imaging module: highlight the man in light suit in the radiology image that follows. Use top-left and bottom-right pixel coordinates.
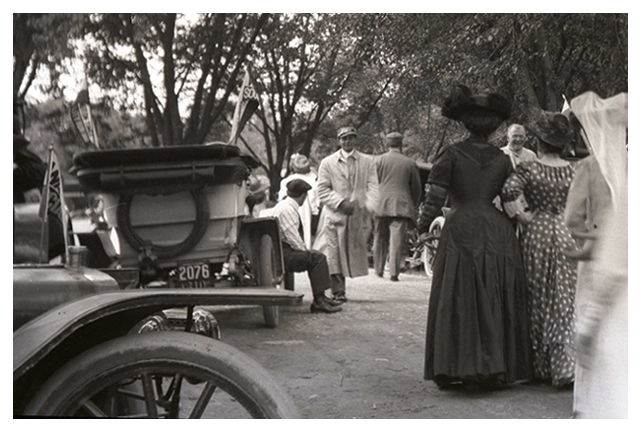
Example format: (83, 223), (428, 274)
(315, 126), (379, 303)
(373, 132), (422, 281)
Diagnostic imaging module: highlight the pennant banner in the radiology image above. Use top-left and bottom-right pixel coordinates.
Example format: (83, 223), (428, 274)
(70, 78), (99, 148)
(228, 69), (260, 145)
(39, 147), (63, 221)
(39, 146), (69, 262)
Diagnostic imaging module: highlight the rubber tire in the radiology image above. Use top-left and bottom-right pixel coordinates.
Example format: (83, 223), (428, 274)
(116, 188), (210, 259)
(23, 332), (299, 418)
(422, 217), (443, 278)
(259, 235), (279, 328)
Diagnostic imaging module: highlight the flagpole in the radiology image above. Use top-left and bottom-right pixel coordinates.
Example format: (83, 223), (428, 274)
(228, 68), (249, 146)
(38, 146), (54, 263)
(59, 167), (70, 264)
(88, 104), (100, 148)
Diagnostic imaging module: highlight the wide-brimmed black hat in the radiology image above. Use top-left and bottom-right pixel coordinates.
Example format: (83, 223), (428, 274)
(529, 112), (574, 148)
(442, 85), (511, 121)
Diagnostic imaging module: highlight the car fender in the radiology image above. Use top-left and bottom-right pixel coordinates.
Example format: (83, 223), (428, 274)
(14, 287), (302, 382)
(238, 217), (285, 280)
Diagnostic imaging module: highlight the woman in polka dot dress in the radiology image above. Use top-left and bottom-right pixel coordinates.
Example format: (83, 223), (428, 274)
(502, 112), (578, 388)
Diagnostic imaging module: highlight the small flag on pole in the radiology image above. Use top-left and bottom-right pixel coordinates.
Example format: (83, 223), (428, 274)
(228, 68), (260, 145)
(70, 77), (99, 148)
(39, 147), (62, 220)
(39, 146), (69, 262)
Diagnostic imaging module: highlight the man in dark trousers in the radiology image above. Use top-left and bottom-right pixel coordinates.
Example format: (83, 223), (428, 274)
(272, 179), (343, 313)
(373, 132), (423, 281)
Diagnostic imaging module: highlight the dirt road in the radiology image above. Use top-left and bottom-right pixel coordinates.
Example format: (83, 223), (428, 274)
(206, 269), (573, 419)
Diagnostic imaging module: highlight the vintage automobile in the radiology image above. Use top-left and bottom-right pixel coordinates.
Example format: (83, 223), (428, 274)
(419, 207), (449, 277)
(14, 139), (303, 417)
(405, 161), (446, 278)
(70, 143), (290, 327)
(13, 256), (302, 418)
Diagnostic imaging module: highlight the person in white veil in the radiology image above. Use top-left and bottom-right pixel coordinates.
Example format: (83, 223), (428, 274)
(565, 91), (627, 419)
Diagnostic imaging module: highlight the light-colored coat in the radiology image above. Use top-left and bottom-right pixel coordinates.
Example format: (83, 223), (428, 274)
(564, 155), (612, 239)
(563, 155), (615, 416)
(375, 148), (422, 219)
(501, 145), (537, 169)
(314, 150), (379, 277)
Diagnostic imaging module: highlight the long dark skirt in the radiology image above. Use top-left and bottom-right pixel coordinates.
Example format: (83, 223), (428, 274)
(424, 206), (532, 385)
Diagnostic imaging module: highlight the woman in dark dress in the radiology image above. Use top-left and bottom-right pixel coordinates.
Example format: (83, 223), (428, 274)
(417, 85), (532, 389)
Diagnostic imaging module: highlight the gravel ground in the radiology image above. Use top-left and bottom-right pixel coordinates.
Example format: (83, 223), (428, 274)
(204, 268), (573, 419)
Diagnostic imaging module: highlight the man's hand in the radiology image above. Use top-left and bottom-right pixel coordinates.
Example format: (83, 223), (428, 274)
(418, 231), (433, 243)
(337, 200), (355, 215)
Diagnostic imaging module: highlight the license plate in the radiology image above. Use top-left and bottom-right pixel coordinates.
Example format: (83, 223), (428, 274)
(170, 262), (213, 288)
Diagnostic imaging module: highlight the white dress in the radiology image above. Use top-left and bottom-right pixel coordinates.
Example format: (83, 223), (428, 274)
(569, 91), (628, 419)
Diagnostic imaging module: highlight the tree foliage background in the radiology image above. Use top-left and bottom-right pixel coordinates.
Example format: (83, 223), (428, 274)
(14, 13), (627, 194)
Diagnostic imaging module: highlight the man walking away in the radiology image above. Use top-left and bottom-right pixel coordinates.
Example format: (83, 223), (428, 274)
(373, 132), (423, 281)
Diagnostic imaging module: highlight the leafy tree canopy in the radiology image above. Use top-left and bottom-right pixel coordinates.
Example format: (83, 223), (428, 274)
(14, 13), (627, 189)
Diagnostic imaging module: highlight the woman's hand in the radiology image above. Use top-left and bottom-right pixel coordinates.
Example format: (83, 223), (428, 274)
(516, 210), (535, 226)
(563, 242), (594, 261)
(570, 230), (599, 240)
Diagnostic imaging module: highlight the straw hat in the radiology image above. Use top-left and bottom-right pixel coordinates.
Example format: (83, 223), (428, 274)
(290, 154), (311, 174)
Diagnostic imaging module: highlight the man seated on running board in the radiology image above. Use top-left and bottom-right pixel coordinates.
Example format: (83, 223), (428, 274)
(271, 179), (343, 313)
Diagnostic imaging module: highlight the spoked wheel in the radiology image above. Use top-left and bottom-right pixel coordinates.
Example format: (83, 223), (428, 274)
(422, 217), (443, 278)
(23, 332), (298, 418)
(259, 234), (279, 328)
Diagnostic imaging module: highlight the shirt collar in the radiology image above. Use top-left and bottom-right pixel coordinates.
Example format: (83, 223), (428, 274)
(339, 148), (357, 162)
(284, 196), (300, 210)
(507, 145), (523, 155)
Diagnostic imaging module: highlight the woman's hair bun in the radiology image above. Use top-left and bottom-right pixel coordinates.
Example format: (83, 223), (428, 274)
(442, 84), (473, 120)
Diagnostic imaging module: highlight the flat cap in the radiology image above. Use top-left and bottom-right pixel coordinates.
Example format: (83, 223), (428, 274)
(337, 126), (357, 139)
(386, 132), (403, 145)
(286, 179), (312, 196)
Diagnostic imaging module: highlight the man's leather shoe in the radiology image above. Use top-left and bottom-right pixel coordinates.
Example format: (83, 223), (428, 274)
(390, 275), (399, 282)
(332, 292), (347, 303)
(324, 296), (344, 306)
(310, 299), (343, 313)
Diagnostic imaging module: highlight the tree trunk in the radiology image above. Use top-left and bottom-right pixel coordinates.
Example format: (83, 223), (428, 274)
(159, 14), (184, 146)
(130, 18), (163, 147)
(13, 14), (37, 101)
